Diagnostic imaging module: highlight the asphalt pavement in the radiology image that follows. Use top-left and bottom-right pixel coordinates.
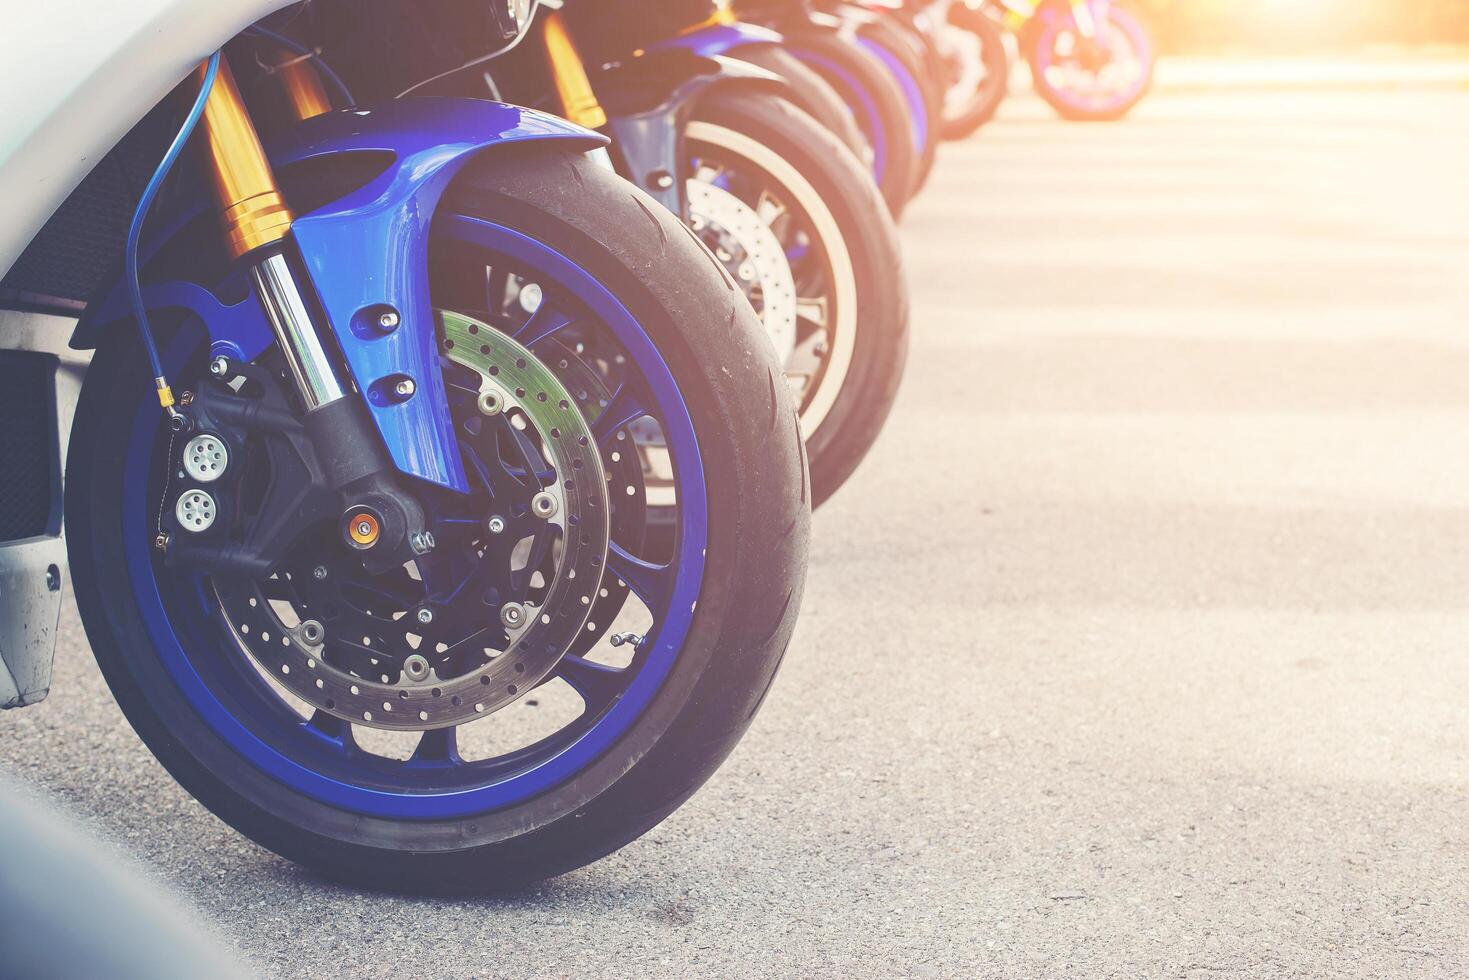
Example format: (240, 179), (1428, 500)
(6, 79), (1469, 978)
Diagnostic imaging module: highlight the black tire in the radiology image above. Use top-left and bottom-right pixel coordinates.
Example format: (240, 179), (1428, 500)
(729, 43), (871, 165)
(66, 146), (810, 892)
(689, 89), (909, 508)
(939, 4), (1010, 140)
(785, 28), (917, 219)
(856, 14), (944, 199)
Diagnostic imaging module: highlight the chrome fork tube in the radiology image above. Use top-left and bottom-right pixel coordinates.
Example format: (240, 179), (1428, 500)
(249, 252), (347, 409)
(198, 53), (347, 411)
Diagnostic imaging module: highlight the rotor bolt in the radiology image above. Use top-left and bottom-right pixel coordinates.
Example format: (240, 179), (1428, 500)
(403, 654), (431, 682)
(209, 356), (231, 378)
(531, 491), (558, 519)
(487, 515), (507, 535)
(299, 620), (325, 645)
(377, 310), (400, 331)
(313, 565), (328, 580)
(500, 603), (526, 630)
(477, 390), (503, 417)
(394, 378), (416, 399)
(416, 607), (434, 625)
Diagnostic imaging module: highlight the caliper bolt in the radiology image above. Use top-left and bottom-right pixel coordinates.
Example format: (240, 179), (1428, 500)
(313, 565), (328, 581)
(394, 378), (416, 399)
(416, 607), (434, 626)
(487, 515), (507, 535)
(409, 530), (436, 555)
(154, 533), (171, 552)
(209, 356), (231, 378)
(377, 310), (400, 331)
(500, 603), (525, 629)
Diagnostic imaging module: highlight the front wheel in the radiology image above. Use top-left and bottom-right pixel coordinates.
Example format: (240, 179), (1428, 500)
(785, 29), (919, 218)
(66, 147), (810, 891)
(856, 14), (945, 199)
(685, 89), (909, 508)
(938, 4), (1010, 139)
(1029, 2), (1154, 122)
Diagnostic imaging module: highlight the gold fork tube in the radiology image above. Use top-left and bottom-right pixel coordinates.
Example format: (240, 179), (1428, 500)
(276, 48), (333, 122)
(196, 55), (294, 261)
(542, 11), (608, 130)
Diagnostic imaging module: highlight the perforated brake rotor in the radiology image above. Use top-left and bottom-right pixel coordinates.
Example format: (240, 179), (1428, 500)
(687, 180), (798, 362)
(215, 311), (611, 731)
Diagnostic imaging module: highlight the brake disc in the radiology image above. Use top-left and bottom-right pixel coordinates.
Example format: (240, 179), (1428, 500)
(534, 337), (647, 657)
(215, 311), (611, 731)
(688, 179), (798, 362)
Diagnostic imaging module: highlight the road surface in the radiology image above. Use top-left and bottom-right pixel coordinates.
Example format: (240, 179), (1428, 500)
(6, 82), (1469, 978)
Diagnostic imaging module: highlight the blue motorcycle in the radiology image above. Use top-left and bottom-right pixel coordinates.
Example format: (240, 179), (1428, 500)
(473, 0), (909, 513)
(0, 0), (809, 891)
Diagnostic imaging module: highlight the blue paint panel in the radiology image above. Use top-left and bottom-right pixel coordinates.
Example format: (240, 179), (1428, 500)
(276, 99), (606, 491)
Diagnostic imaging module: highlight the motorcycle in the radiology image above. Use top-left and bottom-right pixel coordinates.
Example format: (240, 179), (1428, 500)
(736, 0), (922, 217)
(973, 0), (1154, 121)
(0, 0), (809, 891)
(829, 0), (948, 197)
(477, 0), (908, 511)
(916, 0), (1012, 138)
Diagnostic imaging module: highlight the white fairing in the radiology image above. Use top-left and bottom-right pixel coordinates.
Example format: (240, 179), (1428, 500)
(0, 0), (297, 280)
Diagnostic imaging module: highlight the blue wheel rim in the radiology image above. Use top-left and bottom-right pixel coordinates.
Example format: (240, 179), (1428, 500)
(123, 216), (708, 820)
(856, 35), (930, 158)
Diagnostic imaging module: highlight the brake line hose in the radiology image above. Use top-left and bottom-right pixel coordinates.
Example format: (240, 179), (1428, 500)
(126, 50), (221, 422)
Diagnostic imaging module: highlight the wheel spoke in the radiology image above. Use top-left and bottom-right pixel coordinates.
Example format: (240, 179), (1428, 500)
(304, 709), (356, 751)
(605, 541), (671, 608)
(555, 654), (629, 715)
(517, 528), (557, 588)
(486, 265), (511, 316)
(592, 383), (649, 444)
(796, 295), (830, 330)
(409, 726), (461, 766)
(512, 303), (574, 349)
(755, 189), (788, 227)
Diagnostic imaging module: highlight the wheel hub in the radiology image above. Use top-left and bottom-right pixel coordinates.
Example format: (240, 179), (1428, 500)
(215, 311), (611, 731)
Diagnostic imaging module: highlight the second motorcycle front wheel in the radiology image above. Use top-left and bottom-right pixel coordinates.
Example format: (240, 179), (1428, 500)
(66, 147), (810, 892)
(686, 89), (910, 509)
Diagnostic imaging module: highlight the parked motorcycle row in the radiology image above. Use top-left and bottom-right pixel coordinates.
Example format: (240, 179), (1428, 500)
(0, 0), (1154, 891)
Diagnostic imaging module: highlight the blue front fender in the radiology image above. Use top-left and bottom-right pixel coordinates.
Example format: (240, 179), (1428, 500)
(75, 98), (607, 492)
